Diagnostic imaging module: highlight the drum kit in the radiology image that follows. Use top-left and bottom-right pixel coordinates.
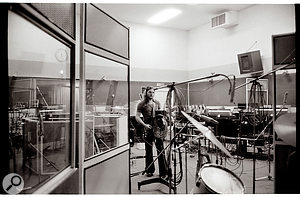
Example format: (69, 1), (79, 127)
(180, 111), (297, 194)
(180, 111), (245, 194)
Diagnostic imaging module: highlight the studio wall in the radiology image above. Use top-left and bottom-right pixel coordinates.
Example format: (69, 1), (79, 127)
(123, 4), (296, 108)
(187, 4), (295, 79)
(189, 77), (246, 106)
(123, 4), (295, 83)
(125, 22), (189, 82)
(189, 72), (296, 107)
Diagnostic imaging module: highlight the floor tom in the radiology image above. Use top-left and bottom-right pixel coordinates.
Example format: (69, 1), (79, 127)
(192, 163), (245, 194)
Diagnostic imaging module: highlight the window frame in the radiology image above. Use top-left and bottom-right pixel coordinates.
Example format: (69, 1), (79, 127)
(6, 3), (77, 193)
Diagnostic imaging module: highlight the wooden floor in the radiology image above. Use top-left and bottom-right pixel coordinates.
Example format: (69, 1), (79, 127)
(130, 141), (274, 194)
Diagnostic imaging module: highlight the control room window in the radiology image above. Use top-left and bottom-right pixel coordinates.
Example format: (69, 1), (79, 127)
(8, 11), (71, 193)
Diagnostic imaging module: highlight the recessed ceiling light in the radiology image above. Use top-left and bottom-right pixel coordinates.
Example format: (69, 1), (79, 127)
(148, 8), (182, 24)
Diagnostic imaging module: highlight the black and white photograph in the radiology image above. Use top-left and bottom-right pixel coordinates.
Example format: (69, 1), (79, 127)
(1, 1), (297, 195)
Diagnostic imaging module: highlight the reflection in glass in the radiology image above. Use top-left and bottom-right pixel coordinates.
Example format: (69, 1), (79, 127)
(84, 52), (128, 158)
(8, 11), (71, 193)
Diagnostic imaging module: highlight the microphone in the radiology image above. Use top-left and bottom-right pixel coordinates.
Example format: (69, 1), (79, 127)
(196, 114), (219, 125)
(283, 91), (288, 105)
(230, 76), (236, 103)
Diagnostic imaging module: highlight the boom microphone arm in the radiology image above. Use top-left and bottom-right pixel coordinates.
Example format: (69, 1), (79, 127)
(230, 76), (236, 103)
(155, 73), (235, 103)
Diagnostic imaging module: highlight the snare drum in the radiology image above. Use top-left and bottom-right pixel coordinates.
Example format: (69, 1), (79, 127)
(192, 163), (245, 194)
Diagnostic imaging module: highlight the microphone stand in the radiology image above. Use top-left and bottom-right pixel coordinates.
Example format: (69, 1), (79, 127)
(169, 84), (176, 194)
(255, 91), (287, 181)
(36, 86), (49, 107)
(183, 141), (188, 194)
(251, 80), (258, 194)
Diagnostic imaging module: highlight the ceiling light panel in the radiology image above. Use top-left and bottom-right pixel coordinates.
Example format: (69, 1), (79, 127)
(147, 8), (182, 24)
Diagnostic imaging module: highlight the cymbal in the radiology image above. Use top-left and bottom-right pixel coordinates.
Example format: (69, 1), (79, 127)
(181, 111), (232, 158)
(274, 113), (296, 147)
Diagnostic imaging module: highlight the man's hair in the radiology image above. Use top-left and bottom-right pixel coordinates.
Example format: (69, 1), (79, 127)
(144, 86), (154, 100)
(145, 86), (154, 94)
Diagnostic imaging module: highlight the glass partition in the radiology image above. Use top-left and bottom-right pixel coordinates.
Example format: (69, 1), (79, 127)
(8, 11), (71, 193)
(84, 52), (128, 159)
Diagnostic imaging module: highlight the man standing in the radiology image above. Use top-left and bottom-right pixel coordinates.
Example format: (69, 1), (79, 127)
(135, 86), (168, 178)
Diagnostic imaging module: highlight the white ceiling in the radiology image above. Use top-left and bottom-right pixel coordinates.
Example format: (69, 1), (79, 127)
(97, 3), (254, 30)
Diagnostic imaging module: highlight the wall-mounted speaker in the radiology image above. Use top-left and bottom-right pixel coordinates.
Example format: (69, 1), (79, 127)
(272, 32), (296, 69)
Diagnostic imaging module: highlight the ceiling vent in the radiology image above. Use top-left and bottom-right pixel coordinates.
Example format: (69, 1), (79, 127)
(211, 11), (238, 29)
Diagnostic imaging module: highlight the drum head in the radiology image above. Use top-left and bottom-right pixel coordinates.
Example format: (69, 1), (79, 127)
(200, 164), (245, 194)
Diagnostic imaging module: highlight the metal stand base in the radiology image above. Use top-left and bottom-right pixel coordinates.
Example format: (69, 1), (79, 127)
(137, 177), (174, 191)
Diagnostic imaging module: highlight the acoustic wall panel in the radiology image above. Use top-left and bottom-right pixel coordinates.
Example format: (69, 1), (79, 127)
(31, 3), (75, 38)
(84, 150), (129, 194)
(85, 4), (129, 59)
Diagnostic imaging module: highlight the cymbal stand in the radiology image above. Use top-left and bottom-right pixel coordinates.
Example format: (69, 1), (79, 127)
(195, 135), (211, 187)
(207, 123), (219, 165)
(175, 133), (208, 193)
(215, 125), (219, 164)
(175, 133), (202, 194)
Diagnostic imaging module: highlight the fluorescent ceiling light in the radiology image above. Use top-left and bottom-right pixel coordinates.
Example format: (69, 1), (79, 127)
(148, 8), (182, 24)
